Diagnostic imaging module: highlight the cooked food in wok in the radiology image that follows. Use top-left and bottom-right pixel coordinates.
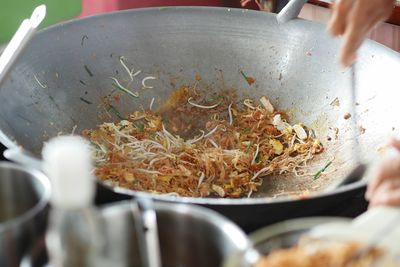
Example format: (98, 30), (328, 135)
(255, 239), (396, 267)
(83, 86), (324, 198)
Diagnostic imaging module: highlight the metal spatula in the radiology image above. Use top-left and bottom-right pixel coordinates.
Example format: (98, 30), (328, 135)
(131, 197), (162, 267)
(329, 63), (367, 189)
(332, 63), (399, 189)
(0, 5), (46, 88)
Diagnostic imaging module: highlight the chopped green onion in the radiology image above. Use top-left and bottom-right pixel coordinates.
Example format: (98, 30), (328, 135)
(207, 95), (224, 103)
(240, 70), (248, 81)
(245, 142), (252, 154)
(84, 65), (93, 77)
(313, 160), (333, 180)
(119, 125), (128, 131)
(135, 123), (145, 132)
(240, 70), (255, 85)
(107, 105), (125, 120)
(255, 152), (261, 163)
(80, 97), (92, 105)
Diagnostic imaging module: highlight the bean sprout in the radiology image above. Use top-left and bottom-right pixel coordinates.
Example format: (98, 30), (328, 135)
(149, 97), (155, 110)
(110, 77), (139, 98)
(142, 76), (157, 89)
(251, 144), (260, 165)
(204, 125), (219, 138)
(119, 56), (134, 81)
(188, 97), (222, 109)
(228, 102), (233, 125)
(34, 74), (47, 88)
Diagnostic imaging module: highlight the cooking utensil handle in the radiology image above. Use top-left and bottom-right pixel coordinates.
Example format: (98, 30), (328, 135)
(0, 5), (46, 88)
(131, 198), (162, 267)
(277, 0), (308, 23)
(3, 147), (43, 171)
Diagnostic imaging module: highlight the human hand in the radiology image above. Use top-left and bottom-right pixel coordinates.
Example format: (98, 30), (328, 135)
(328, 0), (395, 67)
(240, 0), (273, 12)
(366, 139), (400, 207)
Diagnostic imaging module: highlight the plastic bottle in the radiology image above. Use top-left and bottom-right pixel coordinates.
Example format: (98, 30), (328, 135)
(42, 136), (106, 267)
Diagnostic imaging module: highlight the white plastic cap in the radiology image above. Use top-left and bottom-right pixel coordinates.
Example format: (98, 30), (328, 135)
(42, 136), (95, 209)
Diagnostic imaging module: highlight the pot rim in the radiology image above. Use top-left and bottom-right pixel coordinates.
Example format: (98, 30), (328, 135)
(248, 216), (351, 245)
(222, 216), (352, 267)
(101, 200), (251, 249)
(107, 179), (367, 205)
(0, 162), (50, 233)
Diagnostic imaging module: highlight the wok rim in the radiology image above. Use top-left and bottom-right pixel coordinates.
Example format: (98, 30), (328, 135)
(1, 6), (367, 205)
(105, 179), (367, 205)
(101, 200), (251, 249)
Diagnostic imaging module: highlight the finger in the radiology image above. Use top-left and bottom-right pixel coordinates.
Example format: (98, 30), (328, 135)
(369, 179), (395, 207)
(369, 184), (400, 207)
(327, 0), (354, 37)
(366, 160), (393, 198)
(367, 174), (400, 203)
(339, 0), (395, 67)
(366, 156), (400, 198)
(339, 16), (369, 67)
(391, 139), (400, 151)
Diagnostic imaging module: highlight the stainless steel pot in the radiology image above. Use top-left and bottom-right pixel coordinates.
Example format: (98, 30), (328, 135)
(223, 217), (351, 267)
(0, 162), (50, 267)
(22, 201), (250, 267)
(1, 0), (400, 229)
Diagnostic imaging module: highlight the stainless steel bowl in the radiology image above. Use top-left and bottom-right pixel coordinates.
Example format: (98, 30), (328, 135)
(0, 162), (50, 267)
(100, 201), (250, 267)
(22, 201), (250, 267)
(223, 217), (350, 267)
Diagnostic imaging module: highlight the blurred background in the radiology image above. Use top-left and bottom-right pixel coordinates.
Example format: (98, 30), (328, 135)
(2, 0), (400, 51)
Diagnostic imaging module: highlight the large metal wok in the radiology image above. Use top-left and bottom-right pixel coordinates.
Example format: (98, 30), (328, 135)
(1, 0), (400, 230)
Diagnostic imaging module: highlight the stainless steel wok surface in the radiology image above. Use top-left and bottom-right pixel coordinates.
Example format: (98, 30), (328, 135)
(1, 5), (400, 206)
